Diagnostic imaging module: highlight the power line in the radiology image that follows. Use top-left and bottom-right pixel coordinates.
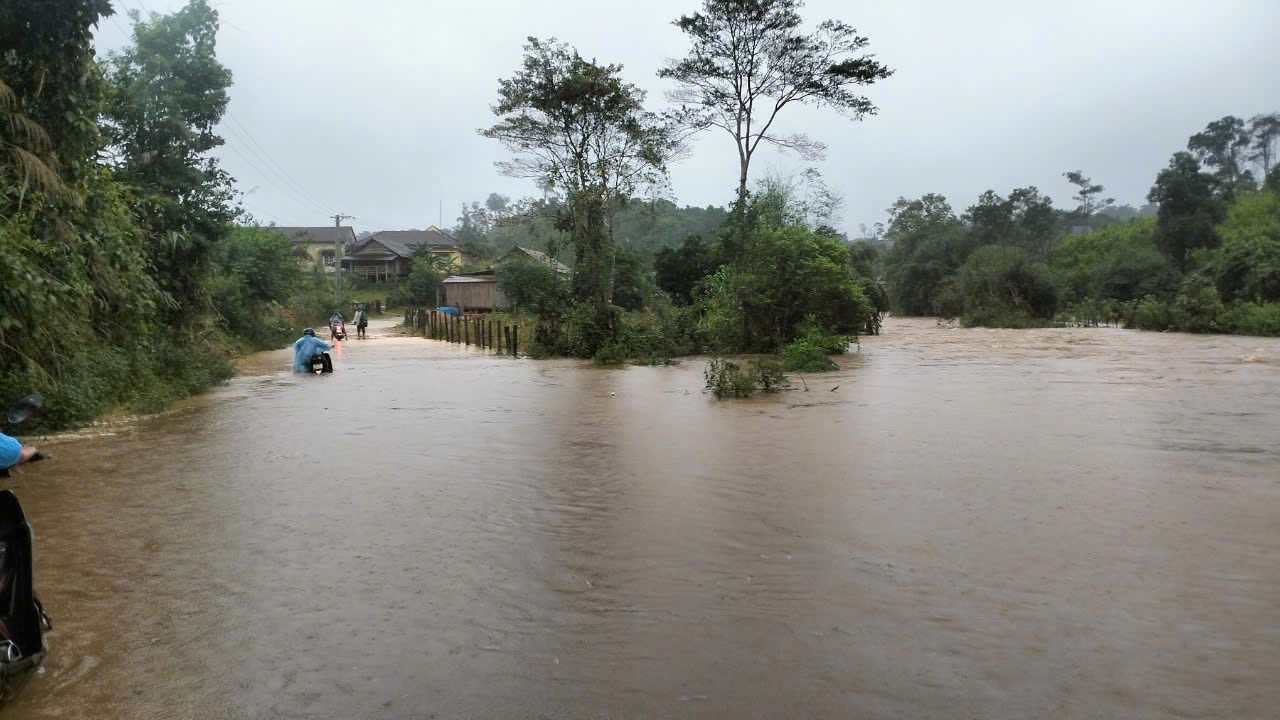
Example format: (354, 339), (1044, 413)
(219, 140), (329, 216)
(218, 122), (329, 212)
(225, 111), (336, 213)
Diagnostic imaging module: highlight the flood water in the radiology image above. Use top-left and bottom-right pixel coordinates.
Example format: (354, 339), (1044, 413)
(4, 317), (1279, 719)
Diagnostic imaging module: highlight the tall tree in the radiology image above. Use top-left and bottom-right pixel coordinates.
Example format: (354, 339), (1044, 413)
(1187, 115), (1254, 196)
(1062, 170), (1114, 223)
(1248, 112), (1280, 177)
(484, 192), (511, 214)
(881, 193), (971, 315)
(0, 0), (113, 183)
(659, 0), (892, 207)
(104, 0), (236, 321)
(963, 187), (1059, 258)
(1147, 151), (1225, 269)
(480, 37), (678, 348)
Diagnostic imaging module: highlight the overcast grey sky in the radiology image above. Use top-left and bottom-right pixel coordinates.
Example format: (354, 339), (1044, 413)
(93, 0), (1279, 235)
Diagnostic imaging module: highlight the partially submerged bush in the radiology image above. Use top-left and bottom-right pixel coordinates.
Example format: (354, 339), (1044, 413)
(1129, 295), (1173, 331)
(782, 340), (838, 372)
(1219, 302), (1280, 337)
(704, 358), (757, 398)
(749, 356), (786, 391)
(1169, 280), (1224, 333)
(592, 342), (627, 366)
(794, 315), (850, 354)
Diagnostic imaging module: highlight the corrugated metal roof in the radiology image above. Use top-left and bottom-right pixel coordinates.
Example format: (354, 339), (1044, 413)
(502, 246), (570, 274)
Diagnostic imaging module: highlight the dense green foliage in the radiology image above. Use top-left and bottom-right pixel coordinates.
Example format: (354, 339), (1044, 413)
(0, 1), (325, 429)
(1051, 219), (1175, 304)
(881, 113), (1280, 336)
(208, 227), (306, 348)
(495, 256), (568, 317)
(949, 247), (1059, 327)
(1211, 191), (1280, 302)
(704, 358), (758, 398)
(655, 235), (723, 305)
(700, 223), (874, 351)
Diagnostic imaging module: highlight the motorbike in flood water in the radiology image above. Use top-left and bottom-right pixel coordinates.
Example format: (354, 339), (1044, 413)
(309, 352), (334, 374)
(0, 394), (52, 703)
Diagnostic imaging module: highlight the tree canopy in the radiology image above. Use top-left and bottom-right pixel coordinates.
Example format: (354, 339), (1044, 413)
(659, 0), (892, 204)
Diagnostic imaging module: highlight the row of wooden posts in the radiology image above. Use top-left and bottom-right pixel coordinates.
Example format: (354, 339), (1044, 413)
(405, 308), (519, 355)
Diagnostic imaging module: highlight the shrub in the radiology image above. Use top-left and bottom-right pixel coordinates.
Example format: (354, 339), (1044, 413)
(794, 315), (850, 354)
(1130, 295), (1172, 331)
(701, 224), (874, 351)
(592, 342), (627, 366)
(496, 256), (567, 315)
(1169, 280), (1224, 333)
(782, 340), (838, 372)
(749, 356), (786, 391)
(704, 358), (757, 398)
(618, 302), (697, 365)
(953, 246), (1059, 324)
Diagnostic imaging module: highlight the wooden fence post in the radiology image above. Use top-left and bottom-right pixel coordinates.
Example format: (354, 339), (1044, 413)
(512, 325), (518, 355)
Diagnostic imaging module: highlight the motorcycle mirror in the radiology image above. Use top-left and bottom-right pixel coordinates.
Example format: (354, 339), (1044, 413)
(7, 393), (44, 424)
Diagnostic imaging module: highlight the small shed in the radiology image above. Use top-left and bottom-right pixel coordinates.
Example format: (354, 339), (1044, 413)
(442, 246), (569, 312)
(444, 273), (507, 312)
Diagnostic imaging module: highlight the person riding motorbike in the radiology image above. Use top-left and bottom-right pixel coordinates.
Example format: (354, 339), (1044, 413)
(329, 310), (346, 341)
(294, 328), (334, 373)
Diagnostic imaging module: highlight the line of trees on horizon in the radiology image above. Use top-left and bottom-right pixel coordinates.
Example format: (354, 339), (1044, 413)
(877, 112), (1280, 334)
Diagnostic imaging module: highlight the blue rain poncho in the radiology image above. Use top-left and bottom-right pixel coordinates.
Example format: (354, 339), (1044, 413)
(293, 335), (334, 373)
(0, 432), (21, 469)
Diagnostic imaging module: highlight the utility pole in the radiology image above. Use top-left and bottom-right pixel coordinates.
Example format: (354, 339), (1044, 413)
(332, 213), (354, 307)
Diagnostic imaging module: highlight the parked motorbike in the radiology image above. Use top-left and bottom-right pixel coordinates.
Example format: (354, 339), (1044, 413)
(330, 320), (346, 341)
(0, 394), (52, 702)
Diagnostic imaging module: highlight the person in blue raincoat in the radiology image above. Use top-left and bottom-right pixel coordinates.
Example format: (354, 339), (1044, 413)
(293, 328), (334, 373)
(0, 431), (36, 470)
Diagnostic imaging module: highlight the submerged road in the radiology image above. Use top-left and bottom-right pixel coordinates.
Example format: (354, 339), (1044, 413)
(4, 317), (1279, 719)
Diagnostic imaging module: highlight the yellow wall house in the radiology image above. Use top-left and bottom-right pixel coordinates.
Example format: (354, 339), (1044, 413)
(342, 226), (465, 282)
(269, 226), (358, 273)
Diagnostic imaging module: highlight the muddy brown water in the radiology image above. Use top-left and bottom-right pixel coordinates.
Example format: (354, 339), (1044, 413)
(3, 317), (1278, 719)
